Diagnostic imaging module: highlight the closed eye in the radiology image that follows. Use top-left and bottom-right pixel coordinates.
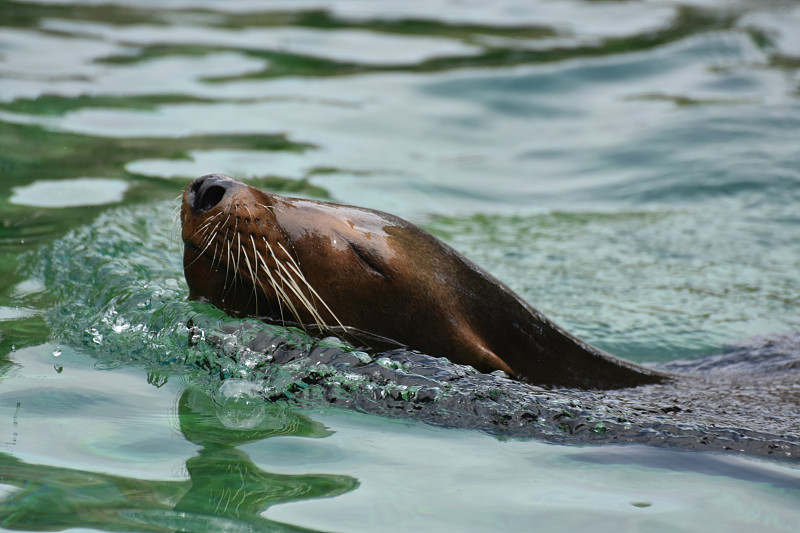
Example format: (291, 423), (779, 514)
(347, 240), (387, 278)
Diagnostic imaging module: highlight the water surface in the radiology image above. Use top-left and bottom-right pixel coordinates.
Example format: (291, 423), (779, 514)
(1, 0), (799, 531)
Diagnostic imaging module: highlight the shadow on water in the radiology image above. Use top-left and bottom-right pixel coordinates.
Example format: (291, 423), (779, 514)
(0, 387), (357, 532)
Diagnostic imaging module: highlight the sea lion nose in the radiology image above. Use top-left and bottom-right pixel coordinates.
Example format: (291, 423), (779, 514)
(188, 174), (238, 215)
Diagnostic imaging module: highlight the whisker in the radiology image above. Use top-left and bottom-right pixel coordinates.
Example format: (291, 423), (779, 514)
(200, 221), (222, 253)
(182, 220), (223, 271)
(197, 220), (222, 251)
(247, 209), (319, 329)
(209, 214), (232, 271)
(171, 197), (183, 239)
(187, 212), (223, 243)
(223, 234), (244, 301)
(240, 237), (260, 316)
(210, 241), (220, 270)
(258, 237), (285, 325)
(265, 239), (332, 331)
(256, 253), (300, 327)
(276, 241), (346, 331)
(182, 200), (345, 336)
(251, 216), (287, 325)
(221, 227), (233, 295)
(271, 254), (325, 330)
(250, 234), (304, 326)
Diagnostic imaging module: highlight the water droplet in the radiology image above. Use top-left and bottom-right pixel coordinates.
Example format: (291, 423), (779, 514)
(52, 348), (62, 357)
(87, 328), (104, 345)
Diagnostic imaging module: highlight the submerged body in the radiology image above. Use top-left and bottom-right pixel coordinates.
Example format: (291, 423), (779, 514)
(181, 174), (667, 389)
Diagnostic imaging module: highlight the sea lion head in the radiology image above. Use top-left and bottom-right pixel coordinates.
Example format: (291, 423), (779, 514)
(182, 173), (350, 330)
(181, 174), (437, 346)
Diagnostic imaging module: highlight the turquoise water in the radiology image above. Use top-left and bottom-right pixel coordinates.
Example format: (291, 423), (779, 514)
(1, 0), (800, 531)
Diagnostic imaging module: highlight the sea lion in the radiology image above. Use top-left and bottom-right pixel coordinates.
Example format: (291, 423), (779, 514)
(181, 174), (668, 389)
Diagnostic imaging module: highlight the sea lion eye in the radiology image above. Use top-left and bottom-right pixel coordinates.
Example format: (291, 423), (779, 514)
(348, 241), (386, 278)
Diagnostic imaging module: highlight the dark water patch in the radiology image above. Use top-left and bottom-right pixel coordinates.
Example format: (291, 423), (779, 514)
(0, 315), (49, 361)
(0, 0), (160, 29)
(626, 93), (757, 107)
(0, 94), (219, 116)
(770, 54), (800, 69)
(0, 201), (100, 252)
(289, 10), (556, 41)
(98, 43), (372, 81)
(422, 68), (583, 119)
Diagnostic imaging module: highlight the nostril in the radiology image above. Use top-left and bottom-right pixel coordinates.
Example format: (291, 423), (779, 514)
(198, 184), (225, 212)
(189, 174), (234, 214)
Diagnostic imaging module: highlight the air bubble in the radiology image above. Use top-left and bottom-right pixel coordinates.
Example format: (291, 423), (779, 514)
(214, 379), (267, 429)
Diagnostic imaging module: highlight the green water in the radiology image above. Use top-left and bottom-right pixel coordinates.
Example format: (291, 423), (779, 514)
(1, 0), (800, 531)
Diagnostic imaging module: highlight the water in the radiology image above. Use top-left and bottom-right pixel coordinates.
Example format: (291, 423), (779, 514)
(1, 0), (800, 531)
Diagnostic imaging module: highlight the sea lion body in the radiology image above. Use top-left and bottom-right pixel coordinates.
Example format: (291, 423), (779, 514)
(181, 174), (667, 389)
